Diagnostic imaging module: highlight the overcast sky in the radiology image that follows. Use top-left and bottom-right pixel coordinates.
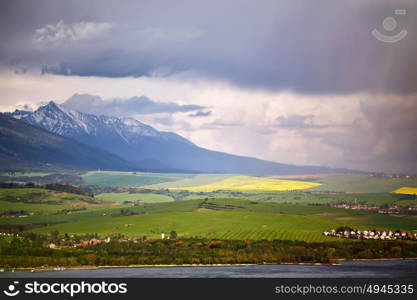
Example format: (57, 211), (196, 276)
(1, 0), (417, 173)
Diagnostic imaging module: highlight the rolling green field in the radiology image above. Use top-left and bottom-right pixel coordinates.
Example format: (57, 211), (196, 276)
(194, 198), (417, 231)
(147, 173), (417, 193)
(0, 188), (102, 217)
(0, 188), (94, 205)
(96, 192), (174, 203)
(0, 198), (202, 226)
(81, 171), (193, 187)
(81, 172), (417, 194)
(310, 174), (417, 193)
(146, 174), (233, 188)
(0, 200), (82, 215)
(17, 196), (415, 241)
(30, 199), (417, 241)
(1, 173), (417, 243)
(32, 210), (338, 242)
(182, 190), (417, 207)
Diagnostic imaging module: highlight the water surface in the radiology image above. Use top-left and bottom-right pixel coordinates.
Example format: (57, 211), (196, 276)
(1, 260), (416, 278)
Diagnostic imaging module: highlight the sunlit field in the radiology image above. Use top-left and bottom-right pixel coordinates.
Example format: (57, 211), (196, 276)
(310, 174), (417, 193)
(168, 175), (321, 192)
(393, 187), (417, 195)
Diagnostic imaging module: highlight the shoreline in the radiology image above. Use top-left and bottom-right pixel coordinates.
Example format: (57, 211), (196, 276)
(338, 257), (417, 262)
(4, 258), (417, 272)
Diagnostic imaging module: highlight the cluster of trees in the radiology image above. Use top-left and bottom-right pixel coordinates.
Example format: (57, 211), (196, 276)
(0, 209), (28, 217)
(1, 233), (417, 268)
(0, 224), (43, 232)
(0, 182), (89, 196)
(169, 230), (177, 239)
(0, 173), (84, 185)
(335, 226), (355, 233)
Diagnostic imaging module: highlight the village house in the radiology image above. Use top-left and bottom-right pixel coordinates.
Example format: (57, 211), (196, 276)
(323, 228), (417, 241)
(161, 232), (170, 240)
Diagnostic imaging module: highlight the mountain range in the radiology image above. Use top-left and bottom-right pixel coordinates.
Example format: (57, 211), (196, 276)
(3, 101), (351, 174)
(0, 114), (134, 171)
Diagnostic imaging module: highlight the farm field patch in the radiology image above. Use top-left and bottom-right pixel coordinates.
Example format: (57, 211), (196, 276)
(168, 175), (321, 192)
(18, 197), (415, 242)
(32, 210), (339, 242)
(0, 188), (94, 205)
(81, 171), (193, 187)
(146, 174), (233, 189)
(96, 192), (174, 203)
(393, 187), (417, 195)
(310, 174), (417, 193)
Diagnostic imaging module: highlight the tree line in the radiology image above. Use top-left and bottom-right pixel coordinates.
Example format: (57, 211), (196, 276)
(0, 182), (89, 196)
(1, 233), (417, 268)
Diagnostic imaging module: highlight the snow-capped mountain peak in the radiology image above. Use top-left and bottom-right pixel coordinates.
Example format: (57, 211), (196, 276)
(6, 101), (192, 147)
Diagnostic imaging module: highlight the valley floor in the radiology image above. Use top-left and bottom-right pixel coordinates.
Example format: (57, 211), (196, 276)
(0, 173), (416, 269)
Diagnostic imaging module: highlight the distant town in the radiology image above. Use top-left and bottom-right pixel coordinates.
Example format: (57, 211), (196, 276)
(329, 203), (417, 215)
(324, 227), (417, 241)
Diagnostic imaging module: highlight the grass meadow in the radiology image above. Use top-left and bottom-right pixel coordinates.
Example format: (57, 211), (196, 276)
(1, 173), (416, 243)
(81, 171), (192, 187)
(96, 192), (174, 203)
(310, 174), (417, 193)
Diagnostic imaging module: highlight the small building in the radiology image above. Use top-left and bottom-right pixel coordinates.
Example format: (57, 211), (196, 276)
(80, 240), (89, 246)
(89, 239), (100, 246)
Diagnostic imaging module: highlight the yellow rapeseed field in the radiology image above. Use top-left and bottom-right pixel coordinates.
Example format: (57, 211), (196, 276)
(392, 187), (417, 195)
(169, 175), (321, 192)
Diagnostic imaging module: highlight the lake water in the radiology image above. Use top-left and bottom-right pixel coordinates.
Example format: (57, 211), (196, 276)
(1, 260), (416, 278)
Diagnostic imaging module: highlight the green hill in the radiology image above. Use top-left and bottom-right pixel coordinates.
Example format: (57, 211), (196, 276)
(1, 187), (416, 243)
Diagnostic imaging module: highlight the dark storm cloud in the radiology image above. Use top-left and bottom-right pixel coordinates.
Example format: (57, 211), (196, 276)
(1, 0), (417, 173)
(61, 94), (204, 116)
(296, 95), (417, 173)
(1, 0), (417, 94)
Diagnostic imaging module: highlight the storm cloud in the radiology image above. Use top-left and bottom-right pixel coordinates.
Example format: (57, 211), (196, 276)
(0, 0), (417, 173)
(61, 93), (205, 116)
(33, 21), (114, 47)
(1, 0), (417, 94)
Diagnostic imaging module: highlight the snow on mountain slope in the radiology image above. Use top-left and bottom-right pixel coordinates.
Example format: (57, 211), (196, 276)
(7, 101), (191, 146)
